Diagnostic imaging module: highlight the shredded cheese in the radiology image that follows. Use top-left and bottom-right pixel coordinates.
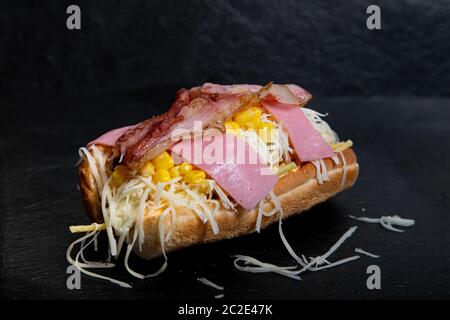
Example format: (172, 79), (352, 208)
(332, 140), (353, 153)
(66, 225), (131, 288)
(311, 160), (327, 184)
(70, 223), (106, 233)
(348, 215), (415, 232)
(233, 255), (301, 280)
(354, 248), (380, 258)
(303, 108), (339, 145)
(339, 151), (347, 188)
(197, 277), (224, 290)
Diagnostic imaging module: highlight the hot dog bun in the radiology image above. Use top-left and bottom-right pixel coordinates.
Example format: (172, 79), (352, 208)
(79, 147), (358, 260)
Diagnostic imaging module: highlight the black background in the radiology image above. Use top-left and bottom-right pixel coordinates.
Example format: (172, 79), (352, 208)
(1, 0), (449, 97)
(1, 0), (450, 300)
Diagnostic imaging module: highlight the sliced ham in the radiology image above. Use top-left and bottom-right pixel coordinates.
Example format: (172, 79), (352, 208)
(171, 132), (278, 210)
(87, 124), (138, 147)
(262, 101), (335, 162)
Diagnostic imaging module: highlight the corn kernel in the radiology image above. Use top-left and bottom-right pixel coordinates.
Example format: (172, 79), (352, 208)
(179, 162), (193, 174)
(139, 161), (155, 177)
(233, 107), (262, 127)
(111, 165), (128, 187)
(169, 165), (181, 178)
(245, 119), (262, 131)
(199, 180), (211, 194)
(153, 168), (171, 183)
(225, 121), (240, 130)
(258, 122), (274, 130)
(184, 170), (206, 184)
(151, 151), (174, 170)
(225, 121), (241, 135)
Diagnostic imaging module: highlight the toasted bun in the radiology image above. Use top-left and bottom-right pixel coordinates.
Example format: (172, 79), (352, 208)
(79, 147), (358, 260)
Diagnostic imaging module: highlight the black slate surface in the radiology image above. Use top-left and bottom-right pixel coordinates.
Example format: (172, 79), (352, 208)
(2, 0), (449, 96)
(1, 92), (449, 299)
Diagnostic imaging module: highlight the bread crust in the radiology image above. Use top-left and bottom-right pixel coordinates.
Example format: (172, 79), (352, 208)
(79, 146), (358, 260)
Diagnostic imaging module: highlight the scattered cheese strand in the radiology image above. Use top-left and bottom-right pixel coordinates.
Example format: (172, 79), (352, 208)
(70, 223), (106, 233)
(296, 226), (360, 274)
(276, 162), (297, 177)
(348, 215), (415, 232)
(66, 227), (131, 288)
(311, 160), (324, 184)
(354, 248), (380, 258)
(339, 151), (347, 188)
(240, 193), (361, 280)
(332, 140), (353, 153)
(197, 277), (224, 291)
(233, 255), (301, 280)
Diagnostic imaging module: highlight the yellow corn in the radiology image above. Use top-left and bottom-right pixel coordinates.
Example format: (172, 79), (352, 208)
(258, 122), (274, 130)
(244, 119), (262, 131)
(225, 121), (240, 130)
(139, 161), (155, 177)
(179, 162), (193, 174)
(153, 168), (171, 183)
(233, 106), (263, 127)
(199, 180), (211, 194)
(169, 165), (181, 178)
(111, 165), (128, 187)
(225, 121), (241, 135)
(151, 151), (174, 170)
(184, 170), (206, 184)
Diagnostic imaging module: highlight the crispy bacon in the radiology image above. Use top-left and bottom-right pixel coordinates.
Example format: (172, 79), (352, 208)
(116, 88), (241, 169)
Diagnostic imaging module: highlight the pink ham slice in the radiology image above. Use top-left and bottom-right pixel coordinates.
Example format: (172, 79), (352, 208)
(171, 132), (278, 210)
(262, 101), (335, 162)
(87, 124), (138, 147)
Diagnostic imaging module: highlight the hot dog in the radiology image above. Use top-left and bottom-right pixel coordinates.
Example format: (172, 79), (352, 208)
(71, 83), (359, 284)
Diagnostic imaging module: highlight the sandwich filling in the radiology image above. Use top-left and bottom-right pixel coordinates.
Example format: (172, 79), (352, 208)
(71, 83), (354, 286)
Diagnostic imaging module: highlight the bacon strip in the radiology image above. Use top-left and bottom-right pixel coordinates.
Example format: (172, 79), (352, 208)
(116, 89), (241, 169)
(87, 124), (138, 147)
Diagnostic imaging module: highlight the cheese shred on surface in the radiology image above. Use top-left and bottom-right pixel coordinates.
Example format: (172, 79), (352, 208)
(348, 215), (415, 232)
(197, 277), (224, 291)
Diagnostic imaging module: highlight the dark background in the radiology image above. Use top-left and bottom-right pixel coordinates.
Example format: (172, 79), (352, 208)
(1, 0), (449, 97)
(1, 0), (450, 300)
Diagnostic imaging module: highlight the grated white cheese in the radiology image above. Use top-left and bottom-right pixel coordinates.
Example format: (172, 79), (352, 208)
(66, 226), (131, 288)
(311, 160), (326, 184)
(348, 215), (415, 232)
(233, 255), (301, 280)
(339, 151), (347, 188)
(302, 108), (339, 145)
(331, 154), (340, 165)
(319, 159), (330, 182)
(197, 277), (224, 291)
(354, 248), (380, 258)
(238, 193), (361, 280)
(296, 226), (360, 274)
